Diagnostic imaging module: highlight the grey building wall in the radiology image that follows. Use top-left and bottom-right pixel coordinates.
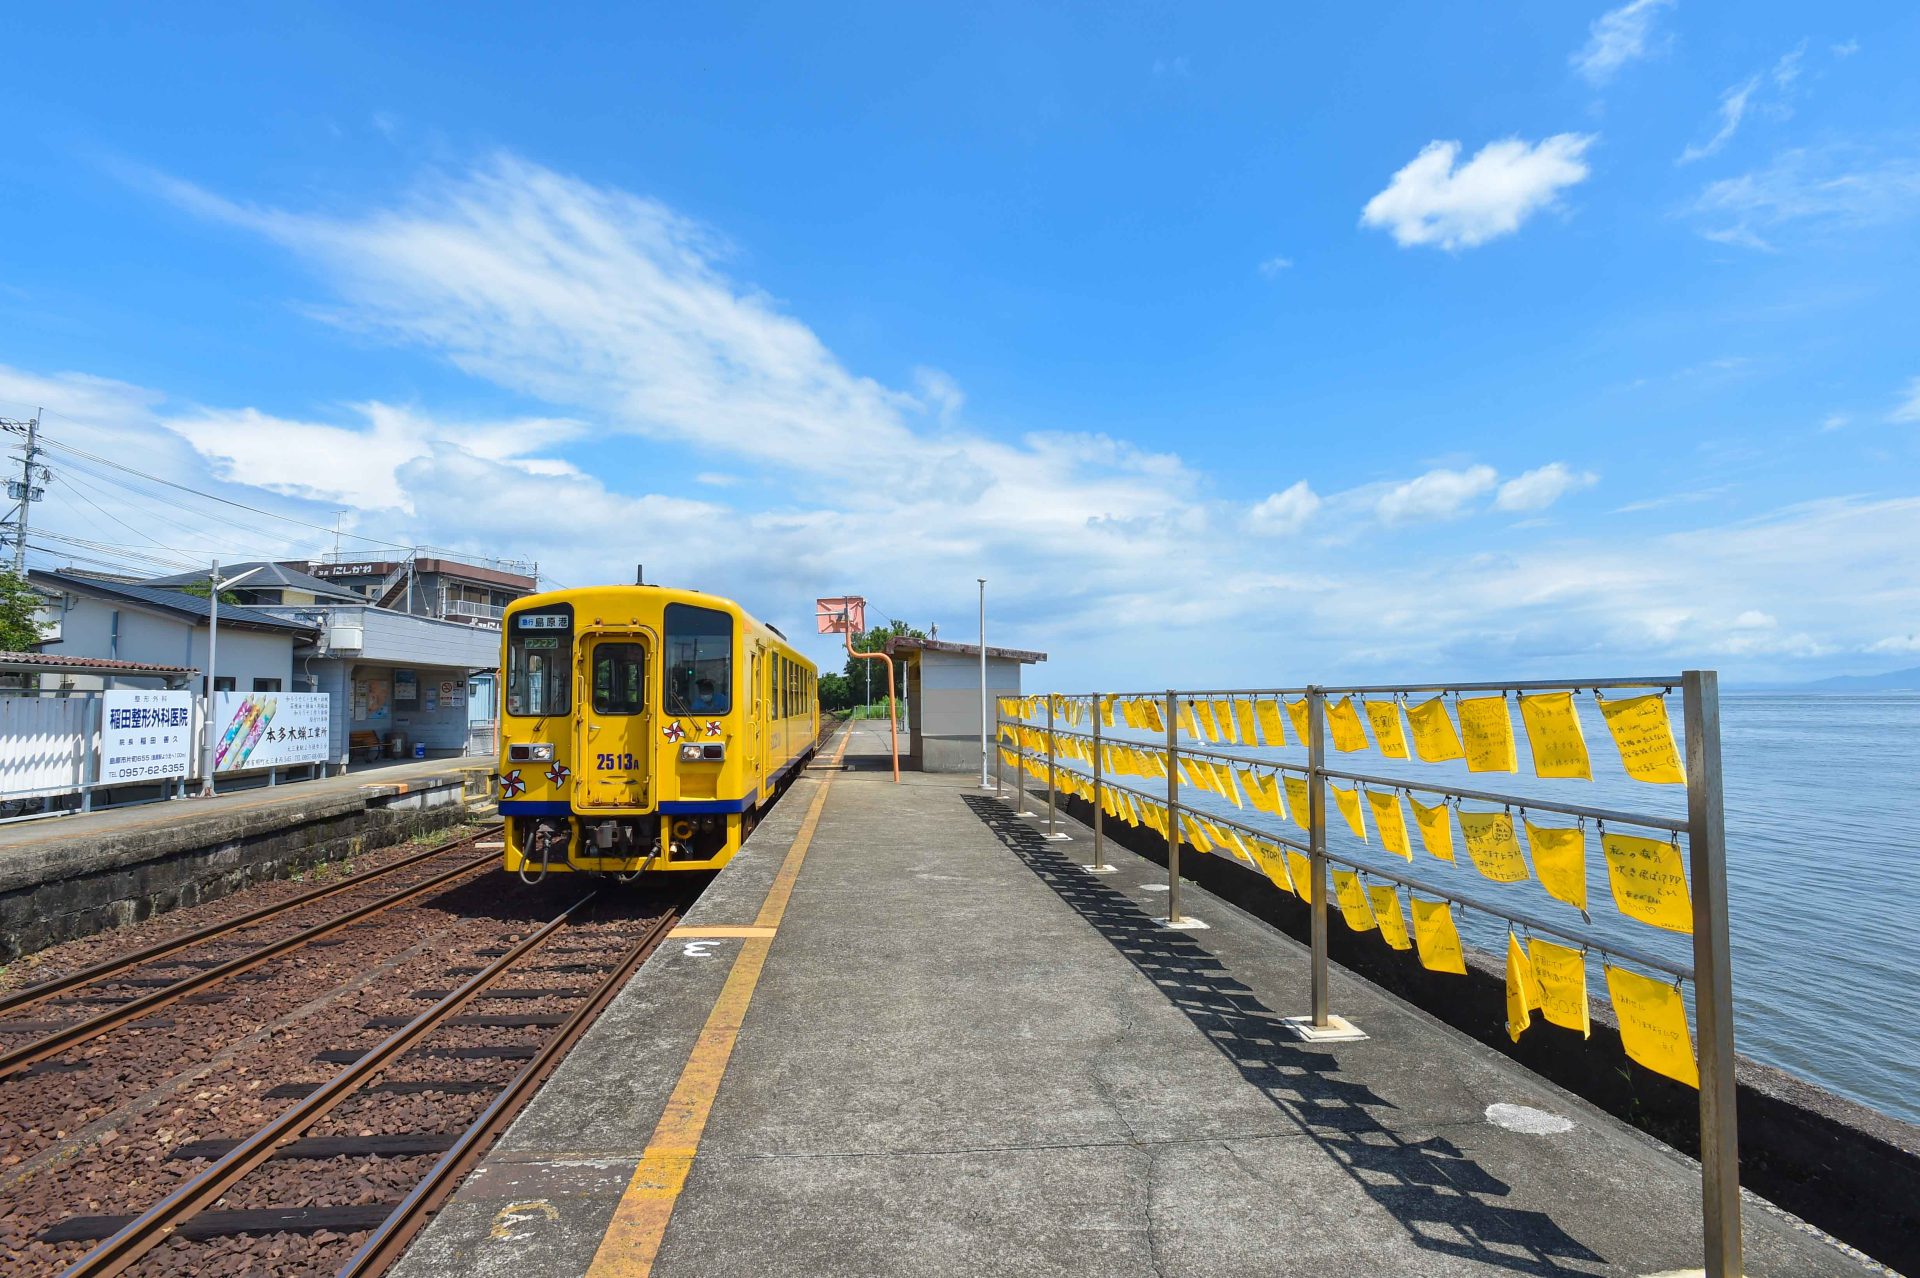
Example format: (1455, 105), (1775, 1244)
(41, 597), (293, 692)
(912, 651), (1025, 773)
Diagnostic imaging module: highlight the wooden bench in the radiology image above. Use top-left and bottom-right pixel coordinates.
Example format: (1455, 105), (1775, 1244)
(348, 731), (384, 763)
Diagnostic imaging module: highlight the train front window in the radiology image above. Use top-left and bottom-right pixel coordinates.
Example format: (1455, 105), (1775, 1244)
(665, 604), (733, 715)
(506, 607), (573, 716)
(593, 643), (647, 715)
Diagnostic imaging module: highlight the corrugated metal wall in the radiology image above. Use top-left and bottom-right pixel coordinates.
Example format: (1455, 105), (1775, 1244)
(0, 696), (94, 795)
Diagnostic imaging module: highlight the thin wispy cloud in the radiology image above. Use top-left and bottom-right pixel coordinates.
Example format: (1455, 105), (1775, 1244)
(1678, 46), (1804, 165)
(1571, 0), (1675, 86)
(1890, 378), (1920, 424)
(1361, 135), (1595, 251)
(1257, 255), (1293, 279)
(1686, 144), (1920, 251)
(1496, 462), (1598, 513)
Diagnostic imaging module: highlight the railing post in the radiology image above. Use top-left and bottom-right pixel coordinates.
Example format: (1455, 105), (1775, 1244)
(1042, 697), (1068, 841)
(1164, 688), (1182, 925)
(1308, 685), (1330, 1027)
(80, 695), (98, 814)
(1683, 670), (1741, 1277)
(994, 711), (1007, 798)
(1014, 706), (1032, 816)
(1089, 698), (1109, 872)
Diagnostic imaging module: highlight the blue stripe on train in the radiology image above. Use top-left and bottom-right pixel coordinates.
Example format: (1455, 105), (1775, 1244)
(496, 800), (574, 816)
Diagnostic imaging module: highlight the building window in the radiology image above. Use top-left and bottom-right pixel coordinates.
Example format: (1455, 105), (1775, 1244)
(252, 678), (282, 692)
(212, 676), (237, 693)
(665, 604), (732, 715)
(592, 643), (647, 715)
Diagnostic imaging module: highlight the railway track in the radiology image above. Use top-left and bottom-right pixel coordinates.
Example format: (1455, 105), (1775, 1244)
(39, 888), (687, 1278)
(0, 827), (505, 1079)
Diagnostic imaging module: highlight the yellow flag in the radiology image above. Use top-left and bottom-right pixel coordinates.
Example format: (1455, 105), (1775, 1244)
(1141, 698), (1165, 733)
(1603, 833), (1692, 932)
(1240, 769), (1277, 815)
(1285, 698), (1313, 745)
(1283, 775), (1311, 830)
(1212, 762), (1243, 807)
(1251, 840), (1293, 894)
(1506, 932), (1541, 1041)
(1525, 819), (1588, 913)
(1234, 698), (1259, 745)
(1406, 695), (1464, 762)
(1606, 965), (1698, 1087)
(1288, 850), (1315, 901)
(1458, 695), (1518, 773)
(1182, 814), (1213, 853)
(1368, 885), (1412, 949)
(1099, 695), (1116, 727)
(1411, 897), (1467, 974)
(1331, 784), (1368, 841)
(1255, 699), (1288, 746)
(1199, 699), (1224, 741)
(999, 746), (1017, 769)
(1333, 870), (1376, 932)
(1326, 696), (1370, 752)
(1366, 790), (1412, 859)
(1409, 795), (1455, 861)
(1459, 810), (1530, 883)
(1364, 699), (1410, 759)
(1529, 939), (1591, 1038)
(1211, 699), (1237, 743)
(1203, 819), (1237, 854)
(1182, 700), (1204, 739)
(1598, 693), (1686, 784)
(1518, 691), (1592, 780)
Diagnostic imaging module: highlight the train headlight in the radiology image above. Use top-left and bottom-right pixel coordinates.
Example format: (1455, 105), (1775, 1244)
(678, 743), (703, 763)
(679, 742), (725, 763)
(508, 743), (555, 762)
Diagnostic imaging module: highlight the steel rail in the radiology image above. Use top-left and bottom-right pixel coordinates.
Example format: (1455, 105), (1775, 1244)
(0, 845), (499, 1079)
(57, 892), (601, 1278)
(0, 825), (502, 1018)
(1006, 745), (1694, 981)
(338, 898), (689, 1277)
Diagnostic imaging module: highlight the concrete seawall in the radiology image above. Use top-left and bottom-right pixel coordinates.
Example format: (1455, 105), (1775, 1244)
(1054, 788), (1920, 1275)
(0, 765), (491, 964)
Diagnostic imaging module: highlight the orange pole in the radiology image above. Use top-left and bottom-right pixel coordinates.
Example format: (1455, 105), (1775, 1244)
(844, 627), (900, 782)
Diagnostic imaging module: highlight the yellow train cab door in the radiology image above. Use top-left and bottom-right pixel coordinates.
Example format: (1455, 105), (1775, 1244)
(749, 646), (767, 803)
(575, 634), (651, 812)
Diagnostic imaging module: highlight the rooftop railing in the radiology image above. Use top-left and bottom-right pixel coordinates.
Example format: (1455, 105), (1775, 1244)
(995, 672), (1739, 1277)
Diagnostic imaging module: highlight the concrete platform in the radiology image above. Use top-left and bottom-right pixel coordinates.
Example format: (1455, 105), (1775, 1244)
(394, 724), (1875, 1277)
(0, 756), (494, 961)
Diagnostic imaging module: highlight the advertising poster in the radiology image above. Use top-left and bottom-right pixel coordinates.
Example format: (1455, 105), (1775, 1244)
(365, 677), (390, 721)
(100, 690), (195, 783)
(394, 670), (418, 703)
(212, 692), (331, 771)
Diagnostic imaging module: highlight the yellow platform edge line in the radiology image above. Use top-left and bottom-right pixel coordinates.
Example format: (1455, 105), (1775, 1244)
(583, 729), (848, 1278)
(667, 926), (777, 939)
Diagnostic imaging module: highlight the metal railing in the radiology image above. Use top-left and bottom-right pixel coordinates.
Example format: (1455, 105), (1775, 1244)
(994, 672), (1739, 1277)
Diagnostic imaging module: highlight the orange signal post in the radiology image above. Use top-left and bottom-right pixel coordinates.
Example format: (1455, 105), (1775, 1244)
(815, 596), (899, 782)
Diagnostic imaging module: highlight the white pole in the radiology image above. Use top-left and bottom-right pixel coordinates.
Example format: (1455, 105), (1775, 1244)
(201, 558), (220, 796)
(978, 578), (991, 788)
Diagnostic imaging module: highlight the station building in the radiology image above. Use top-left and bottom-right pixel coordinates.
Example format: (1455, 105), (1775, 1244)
(884, 635), (1045, 773)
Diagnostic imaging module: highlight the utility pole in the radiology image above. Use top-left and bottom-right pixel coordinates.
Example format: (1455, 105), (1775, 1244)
(2, 410), (46, 575)
(330, 511), (347, 562)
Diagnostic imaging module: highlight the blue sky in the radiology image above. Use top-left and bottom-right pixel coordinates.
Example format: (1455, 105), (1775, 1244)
(3, 2), (1918, 689)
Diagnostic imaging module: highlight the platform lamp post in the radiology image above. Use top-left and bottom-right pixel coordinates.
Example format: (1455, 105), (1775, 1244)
(199, 559), (265, 798)
(978, 578), (992, 790)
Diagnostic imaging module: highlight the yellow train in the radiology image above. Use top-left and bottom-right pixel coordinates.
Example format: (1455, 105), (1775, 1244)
(495, 585), (819, 879)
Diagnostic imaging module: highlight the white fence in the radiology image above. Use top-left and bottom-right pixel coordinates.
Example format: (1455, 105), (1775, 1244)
(0, 697), (96, 797)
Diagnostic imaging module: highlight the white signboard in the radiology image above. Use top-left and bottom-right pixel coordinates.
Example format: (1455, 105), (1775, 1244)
(212, 692), (331, 772)
(101, 690), (195, 783)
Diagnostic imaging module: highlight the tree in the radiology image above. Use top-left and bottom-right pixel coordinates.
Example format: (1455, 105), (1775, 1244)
(816, 672), (855, 713)
(842, 619), (925, 705)
(0, 571), (48, 651)
(177, 580), (244, 606)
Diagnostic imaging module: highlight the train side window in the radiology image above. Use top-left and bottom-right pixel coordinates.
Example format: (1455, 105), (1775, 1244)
(592, 643), (647, 715)
(665, 604), (733, 715)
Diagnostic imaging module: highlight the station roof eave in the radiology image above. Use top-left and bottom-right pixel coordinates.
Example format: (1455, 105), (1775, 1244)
(884, 636), (1047, 664)
(0, 651), (199, 681)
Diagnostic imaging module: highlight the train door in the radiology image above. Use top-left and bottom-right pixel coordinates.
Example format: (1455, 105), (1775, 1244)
(575, 633), (651, 812)
(749, 646), (767, 801)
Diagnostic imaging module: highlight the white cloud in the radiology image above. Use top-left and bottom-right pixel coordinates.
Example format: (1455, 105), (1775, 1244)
(1375, 465), (1498, 523)
(1686, 145), (1920, 250)
(1678, 47), (1805, 165)
(1868, 633), (1920, 655)
(1246, 481), (1320, 534)
(1571, 0), (1675, 86)
(1257, 256), (1293, 278)
(1889, 378), (1920, 424)
(1360, 135), (1595, 251)
(1495, 462), (1598, 513)
(1831, 40), (1859, 59)
(1821, 413), (1850, 432)
(912, 367), (965, 424)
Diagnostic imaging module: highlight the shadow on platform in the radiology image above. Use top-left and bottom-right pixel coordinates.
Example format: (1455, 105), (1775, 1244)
(964, 793), (1605, 1277)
